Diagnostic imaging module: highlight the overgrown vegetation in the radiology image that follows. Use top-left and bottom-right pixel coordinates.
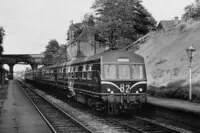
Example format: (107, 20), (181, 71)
(0, 26), (5, 55)
(66, 0), (156, 50)
(43, 40), (69, 65)
(182, 0), (200, 21)
(145, 1), (200, 102)
(148, 80), (200, 103)
(92, 0), (156, 49)
(43, 39), (60, 65)
(0, 26), (6, 85)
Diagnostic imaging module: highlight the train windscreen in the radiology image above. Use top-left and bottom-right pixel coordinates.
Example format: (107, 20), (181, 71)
(131, 64), (144, 80)
(104, 64), (117, 79)
(118, 65), (130, 79)
(103, 64), (145, 80)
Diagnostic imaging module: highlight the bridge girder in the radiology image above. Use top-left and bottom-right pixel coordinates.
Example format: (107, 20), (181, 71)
(0, 54), (48, 79)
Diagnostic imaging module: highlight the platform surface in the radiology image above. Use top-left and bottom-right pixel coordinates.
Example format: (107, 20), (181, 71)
(0, 80), (52, 133)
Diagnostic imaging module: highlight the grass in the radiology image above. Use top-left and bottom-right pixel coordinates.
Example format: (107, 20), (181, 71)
(148, 80), (200, 103)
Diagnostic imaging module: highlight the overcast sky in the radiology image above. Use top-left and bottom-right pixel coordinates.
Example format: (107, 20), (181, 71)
(0, 0), (193, 71)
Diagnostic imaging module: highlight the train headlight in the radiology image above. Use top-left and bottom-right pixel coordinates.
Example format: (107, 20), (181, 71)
(136, 91), (139, 94)
(139, 88), (143, 92)
(111, 91), (114, 94)
(107, 88), (111, 92)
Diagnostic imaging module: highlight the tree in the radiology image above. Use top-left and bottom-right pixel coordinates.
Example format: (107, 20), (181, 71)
(0, 26), (5, 84)
(0, 27), (5, 55)
(92, 0), (156, 49)
(43, 39), (60, 65)
(66, 22), (83, 41)
(53, 44), (69, 64)
(182, 0), (200, 21)
(82, 13), (95, 26)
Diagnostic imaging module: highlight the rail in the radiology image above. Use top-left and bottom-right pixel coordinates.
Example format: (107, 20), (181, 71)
(17, 79), (94, 133)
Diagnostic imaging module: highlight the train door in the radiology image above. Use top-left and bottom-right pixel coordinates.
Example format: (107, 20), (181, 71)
(67, 66), (75, 98)
(54, 69), (57, 81)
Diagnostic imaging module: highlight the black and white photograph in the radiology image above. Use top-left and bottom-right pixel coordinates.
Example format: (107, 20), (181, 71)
(0, 0), (200, 132)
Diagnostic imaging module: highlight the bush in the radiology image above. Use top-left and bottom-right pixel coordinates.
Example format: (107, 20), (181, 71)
(178, 23), (186, 31)
(148, 80), (200, 103)
(182, 0), (200, 21)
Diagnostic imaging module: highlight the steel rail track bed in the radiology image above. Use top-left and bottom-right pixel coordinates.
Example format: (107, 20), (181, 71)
(109, 117), (183, 133)
(18, 79), (188, 133)
(17, 80), (93, 133)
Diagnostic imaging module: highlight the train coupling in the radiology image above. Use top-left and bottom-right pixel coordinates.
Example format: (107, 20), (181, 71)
(95, 102), (106, 112)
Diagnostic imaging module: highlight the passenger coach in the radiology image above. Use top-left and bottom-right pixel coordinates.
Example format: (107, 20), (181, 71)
(25, 50), (147, 115)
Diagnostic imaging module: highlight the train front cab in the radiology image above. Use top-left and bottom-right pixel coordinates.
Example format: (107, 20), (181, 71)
(99, 54), (147, 115)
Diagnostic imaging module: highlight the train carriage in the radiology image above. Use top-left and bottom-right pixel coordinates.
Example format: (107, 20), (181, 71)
(25, 50), (147, 115)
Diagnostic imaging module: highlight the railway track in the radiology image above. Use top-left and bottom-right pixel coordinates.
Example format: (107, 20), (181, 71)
(84, 115), (184, 133)
(18, 80), (191, 133)
(17, 80), (93, 133)
(109, 116), (186, 133)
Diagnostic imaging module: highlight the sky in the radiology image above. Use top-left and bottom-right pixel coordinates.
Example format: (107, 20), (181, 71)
(0, 0), (194, 71)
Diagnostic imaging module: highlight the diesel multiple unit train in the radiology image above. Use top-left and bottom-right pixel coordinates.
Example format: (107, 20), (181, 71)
(25, 50), (147, 115)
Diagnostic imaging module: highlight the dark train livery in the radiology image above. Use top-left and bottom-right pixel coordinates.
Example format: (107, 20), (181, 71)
(25, 50), (147, 115)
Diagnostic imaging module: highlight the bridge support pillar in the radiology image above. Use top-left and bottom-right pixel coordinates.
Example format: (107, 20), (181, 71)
(0, 64), (3, 84)
(8, 64), (14, 80)
(31, 64), (38, 70)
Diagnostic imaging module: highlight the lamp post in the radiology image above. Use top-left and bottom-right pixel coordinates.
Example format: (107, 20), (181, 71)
(186, 45), (196, 101)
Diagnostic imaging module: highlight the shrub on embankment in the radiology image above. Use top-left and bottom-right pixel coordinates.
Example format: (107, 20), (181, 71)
(148, 80), (200, 103)
(134, 21), (200, 103)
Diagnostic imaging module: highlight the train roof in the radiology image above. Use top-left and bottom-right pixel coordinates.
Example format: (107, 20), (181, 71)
(89, 50), (144, 63)
(46, 50), (144, 69)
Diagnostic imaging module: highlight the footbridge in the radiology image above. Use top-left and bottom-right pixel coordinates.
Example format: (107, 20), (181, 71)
(0, 54), (49, 79)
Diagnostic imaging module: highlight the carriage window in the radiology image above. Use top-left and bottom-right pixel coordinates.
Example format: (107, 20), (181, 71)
(93, 71), (100, 83)
(63, 68), (66, 79)
(63, 68), (66, 73)
(93, 64), (100, 73)
(87, 65), (93, 80)
(71, 67), (74, 79)
(82, 65), (87, 79)
(131, 65), (144, 80)
(87, 72), (92, 80)
(78, 66), (82, 80)
(119, 65), (130, 79)
(74, 66), (78, 79)
(104, 64), (116, 79)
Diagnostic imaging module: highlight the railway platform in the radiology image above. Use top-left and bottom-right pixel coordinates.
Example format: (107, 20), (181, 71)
(0, 80), (52, 133)
(147, 96), (200, 115)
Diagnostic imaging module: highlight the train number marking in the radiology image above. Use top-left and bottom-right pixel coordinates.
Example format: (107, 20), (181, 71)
(119, 84), (130, 93)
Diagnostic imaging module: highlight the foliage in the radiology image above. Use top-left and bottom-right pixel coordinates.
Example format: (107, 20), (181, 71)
(148, 80), (200, 103)
(92, 0), (156, 49)
(67, 14), (96, 41)
(82, 13), (95, 26)
(0, 27), (5, 45)
(182, 0), (200, 21)
(67, 22), (83, 40)
(53, 44), (68, 64)
(0, 26), (5, 55)
(43, 39), (60, 65)
(177, 23), (187, 31)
